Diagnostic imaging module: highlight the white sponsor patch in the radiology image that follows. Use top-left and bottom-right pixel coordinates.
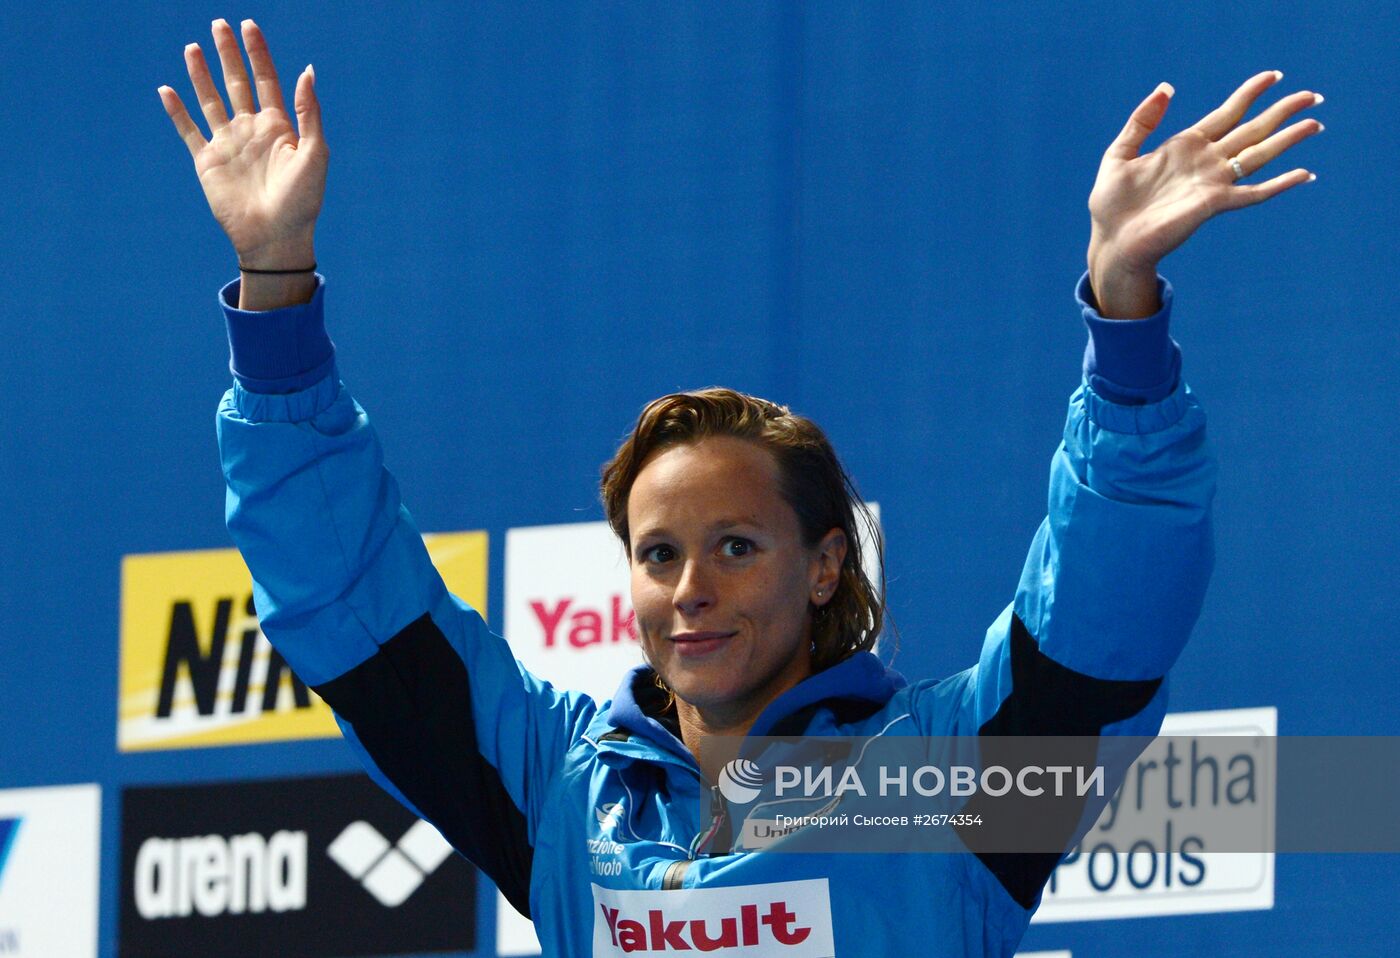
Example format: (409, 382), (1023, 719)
(592, 879), (835, 955)
(737, 816), (809, 851)
(504, 521), (645, 704)
(1034, 706), (1276, 922)
(0, 783), (101, 957)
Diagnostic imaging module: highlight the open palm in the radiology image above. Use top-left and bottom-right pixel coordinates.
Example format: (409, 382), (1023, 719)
(158, 19), (326, 267)
(1089, 71), (1323, 276)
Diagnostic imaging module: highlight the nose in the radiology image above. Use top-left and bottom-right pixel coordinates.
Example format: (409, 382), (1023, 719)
(673, 558), (715, 618)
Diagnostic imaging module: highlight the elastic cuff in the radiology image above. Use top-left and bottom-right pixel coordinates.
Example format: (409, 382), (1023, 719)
(1076, 270), (1180, 405)
(220, 272), (336, 394)
(1079, 376), (1193, 435)
(231, 371), (343, 424)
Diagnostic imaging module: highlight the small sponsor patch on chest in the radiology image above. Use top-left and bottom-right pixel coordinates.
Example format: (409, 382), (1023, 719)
(591, 878), (835, 955)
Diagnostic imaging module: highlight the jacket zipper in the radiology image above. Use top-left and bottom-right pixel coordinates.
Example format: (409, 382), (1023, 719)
(663, 785), (727, 890)
(696, 784), (727, 854)
(661, 859), (689, 890)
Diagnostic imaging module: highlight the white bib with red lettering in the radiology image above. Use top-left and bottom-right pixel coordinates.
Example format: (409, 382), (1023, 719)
(591, 879), (836, 955)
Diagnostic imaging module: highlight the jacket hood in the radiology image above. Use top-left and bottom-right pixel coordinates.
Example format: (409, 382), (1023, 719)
(604, 651), (909, 757)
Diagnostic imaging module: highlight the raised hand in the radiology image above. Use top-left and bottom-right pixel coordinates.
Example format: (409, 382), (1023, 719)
(158, 19), (326, 272)
(1086, 71), (1324, 318)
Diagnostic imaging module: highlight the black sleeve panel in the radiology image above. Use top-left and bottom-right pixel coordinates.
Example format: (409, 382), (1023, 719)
(314, 613), (535, 918)
(965, 612), (1162, 909)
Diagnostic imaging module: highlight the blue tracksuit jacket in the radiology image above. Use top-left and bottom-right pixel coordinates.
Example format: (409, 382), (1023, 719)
(216, 270), (1215, 956)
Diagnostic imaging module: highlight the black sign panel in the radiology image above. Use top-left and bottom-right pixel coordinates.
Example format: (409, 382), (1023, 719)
(120, 773), (476, 957)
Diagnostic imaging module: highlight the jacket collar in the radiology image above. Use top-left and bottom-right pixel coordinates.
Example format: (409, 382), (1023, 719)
(604, 651), (907, 756)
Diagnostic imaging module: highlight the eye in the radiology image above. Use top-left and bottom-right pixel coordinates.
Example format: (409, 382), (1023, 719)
(641, 544), (676, 564)
(721, 537), (753, 557)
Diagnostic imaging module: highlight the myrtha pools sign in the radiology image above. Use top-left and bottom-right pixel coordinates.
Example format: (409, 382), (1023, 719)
(1034, 706), (1277, 921)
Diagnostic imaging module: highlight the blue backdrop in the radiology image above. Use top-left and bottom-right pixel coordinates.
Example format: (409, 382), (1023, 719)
(1, 2), (1396, 955)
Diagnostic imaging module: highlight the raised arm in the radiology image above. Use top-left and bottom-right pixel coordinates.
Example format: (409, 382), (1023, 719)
(962, 69), (1325, 723)
(159, 20), (595, 917)
(928, 72), (1324, 910)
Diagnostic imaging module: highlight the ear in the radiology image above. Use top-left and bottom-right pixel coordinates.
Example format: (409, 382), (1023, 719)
(809, 527), (848, 606)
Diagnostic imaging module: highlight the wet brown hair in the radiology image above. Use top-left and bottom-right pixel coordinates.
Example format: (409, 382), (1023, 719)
(600, 387), (888, 676)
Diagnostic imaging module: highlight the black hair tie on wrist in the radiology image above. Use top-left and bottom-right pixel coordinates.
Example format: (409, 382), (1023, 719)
(239, 262), (317, 274)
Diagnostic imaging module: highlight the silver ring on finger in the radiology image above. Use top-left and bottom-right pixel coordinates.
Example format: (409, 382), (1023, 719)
(1229, 156), (1246, 181)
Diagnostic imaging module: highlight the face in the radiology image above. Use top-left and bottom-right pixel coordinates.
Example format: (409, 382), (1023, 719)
(627, 435), (845, 723)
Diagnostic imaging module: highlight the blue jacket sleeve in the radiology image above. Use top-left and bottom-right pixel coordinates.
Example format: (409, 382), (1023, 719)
(985, 270), (1214, 702)
(918, 272), (1217, 909)
(215, 275), (594, 918)
(963, 367), (1215, 735)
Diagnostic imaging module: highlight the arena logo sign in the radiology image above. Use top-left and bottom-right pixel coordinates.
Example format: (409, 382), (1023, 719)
(0, 784), (101, 958)
(326, 819), (457, 908)
(120, 774), (476, 958)
(118, 533), (487, 751)
(1034, 706), (1277, 922)
(133, 830), (307, 919)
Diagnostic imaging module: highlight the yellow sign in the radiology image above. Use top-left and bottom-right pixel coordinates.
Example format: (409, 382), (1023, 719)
(118, 531), (488, 752)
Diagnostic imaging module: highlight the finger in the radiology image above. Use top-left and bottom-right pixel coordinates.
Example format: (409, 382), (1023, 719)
(1218, 168), (1315, 212)
(240, 18), (286, 113)
(184, 42), (230, 131)
(1105, 82), (1175, 161)
(1191, 70), (1282, 141)
(1218, 90), (1324, 158)
(211, 18), (256, 116)
(157, 85), (209, 157)
(1230, 117), (1324, 179)
(293, 64), (324, 142)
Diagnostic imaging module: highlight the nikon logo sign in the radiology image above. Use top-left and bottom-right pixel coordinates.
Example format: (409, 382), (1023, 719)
(118, 533), (487, 751)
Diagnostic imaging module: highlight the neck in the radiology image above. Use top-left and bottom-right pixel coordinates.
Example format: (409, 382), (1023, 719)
(675, 699), (766, 785)
(672, 659), (813, 784)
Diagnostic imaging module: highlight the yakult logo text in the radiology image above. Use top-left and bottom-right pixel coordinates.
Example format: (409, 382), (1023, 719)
(530, 594), (637, 649)
(601, 900), (810, 950)
(591, 880), (834, 956)
(504, 521), (651, 710)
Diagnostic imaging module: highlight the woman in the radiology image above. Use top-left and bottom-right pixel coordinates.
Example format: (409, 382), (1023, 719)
(159, 18), (1322, 955)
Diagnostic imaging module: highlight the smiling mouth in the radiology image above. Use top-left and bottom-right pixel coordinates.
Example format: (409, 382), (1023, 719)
(670, 631), (736, 643)
(669, 631), (736, 657)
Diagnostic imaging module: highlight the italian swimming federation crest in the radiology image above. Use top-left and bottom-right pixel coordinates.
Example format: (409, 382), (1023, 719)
(595, 802), (626, 831)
